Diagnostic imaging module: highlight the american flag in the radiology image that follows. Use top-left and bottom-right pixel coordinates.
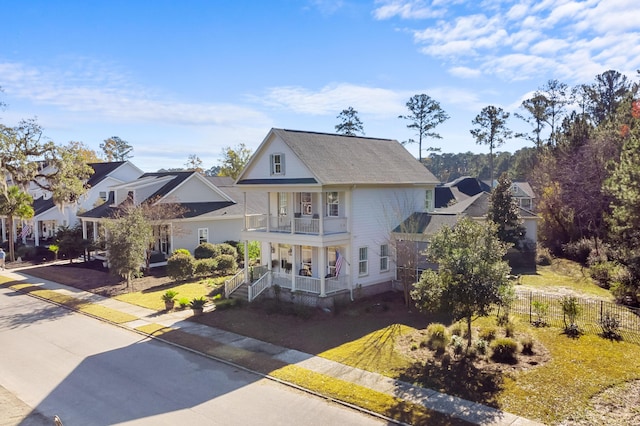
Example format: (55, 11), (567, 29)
(20, 224), (32, 239)
(335, 250), (344, 278)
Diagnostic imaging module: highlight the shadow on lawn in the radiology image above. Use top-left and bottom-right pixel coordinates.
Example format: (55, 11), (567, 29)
(398, 356), (504, 408)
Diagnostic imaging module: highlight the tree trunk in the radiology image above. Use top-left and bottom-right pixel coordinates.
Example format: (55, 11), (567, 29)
(7, 216), (15, 262)
(466, 315), (473, 347)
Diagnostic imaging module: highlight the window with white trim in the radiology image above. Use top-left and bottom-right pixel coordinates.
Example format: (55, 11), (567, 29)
(198, 228), (209, 244)
(379, 244), (389, 272)
(425, 189), (434, 212)
(358, 246), (368, 276)
(327, 248), (337, 277)
(301, 246), (312, 275)
(301, 192), (312, 216)
(278, 192), (288, 216)
(99, 191), (107, 201)
(271, 153), (285, 175)
(326, 191), (339, 217)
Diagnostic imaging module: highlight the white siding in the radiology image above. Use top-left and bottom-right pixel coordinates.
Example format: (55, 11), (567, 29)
(349, 186), (428, 288)
(171, 218), (244, 254)
(241, 135), (315, 181)
(167, 177), (229, 203)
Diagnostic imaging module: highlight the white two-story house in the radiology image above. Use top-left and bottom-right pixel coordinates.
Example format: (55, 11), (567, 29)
(232, 128), (439, 306)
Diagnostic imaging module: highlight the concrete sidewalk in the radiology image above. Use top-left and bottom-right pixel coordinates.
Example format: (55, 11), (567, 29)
(1, 269), (543, 426)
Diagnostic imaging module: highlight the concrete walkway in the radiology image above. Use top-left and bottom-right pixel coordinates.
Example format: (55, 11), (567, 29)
(1, 269), (543, 426)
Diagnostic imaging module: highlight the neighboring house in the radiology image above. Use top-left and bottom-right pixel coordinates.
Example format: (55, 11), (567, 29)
(510, 181), (536, 211)
(1, 161), (144, 246)
(232, 128), (440, 305)
(434, 176), (491, 208)
(393, 191), (539, 277)
(78, 172), (261, 259)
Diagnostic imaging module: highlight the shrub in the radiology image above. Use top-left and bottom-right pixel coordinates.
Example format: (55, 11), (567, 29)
(520, 335), (534, 354)
(219, 242), (239, 258)
(189, 296), (207, 309)
(161, 289), (178, 302)
(560, 296), (582, 334)
(599, 311), (621, 340)
(426, 323), (451, 353)
(562, 238), (596, 265)
(490, 337), (518, 362)
(178, 297), (190, 309)
(536, 245), (553, 266)
(531, 300), (549, 327)
(167, 252), (195, 281)
(589, 261), (618, 289)
(214, 298), (240, 310)
(504, 321), (516, 338)
(451, 335), (465, 356)
(449, 322), (464, 337)
(195, 258), (218, 277)
(215, 254), (237, 275)
(173, 248), (191, 257)
(194, 242), (218, 259)
(475, 339), (488, 355)
(478, 326), (497, 342)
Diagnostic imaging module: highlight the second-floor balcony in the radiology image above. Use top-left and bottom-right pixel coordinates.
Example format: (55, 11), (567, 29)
(245, 214), (348, 236)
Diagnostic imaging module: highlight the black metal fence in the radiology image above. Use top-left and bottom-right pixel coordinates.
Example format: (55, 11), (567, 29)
(512, 290), (640, 343)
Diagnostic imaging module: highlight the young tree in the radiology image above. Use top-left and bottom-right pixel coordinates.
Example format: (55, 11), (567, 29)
(54, 224), (89, 263)
(399, 94), (449, 161)
(105, 205), (152, 288)
(0, 186), (34, 261)
(488, 173), (526, 246)
(515, 93), (548, 149)
(335, 106), (364, 136)
(218, 143), (252, 180)
(470, 105), (512, 187)
(587, 70), (632, 126)
(411, 218), (512, 346)
(100, 136), (133, 161)
(538, 79), (571, 147)
(137, 196), (187, 271)
(185, 154), (204, 173)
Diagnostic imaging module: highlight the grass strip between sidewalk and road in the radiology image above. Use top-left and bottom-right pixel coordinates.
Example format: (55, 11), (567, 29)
(135, 323), (472, 426)
(5, 281), (138, 324)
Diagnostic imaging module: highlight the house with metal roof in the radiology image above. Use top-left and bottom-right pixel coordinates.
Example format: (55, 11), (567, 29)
(78, 171), (262, 260)
(230, 128), (439, 305)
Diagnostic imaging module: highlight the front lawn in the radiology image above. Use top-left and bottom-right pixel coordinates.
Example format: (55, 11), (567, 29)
(114, 276), (228, 310)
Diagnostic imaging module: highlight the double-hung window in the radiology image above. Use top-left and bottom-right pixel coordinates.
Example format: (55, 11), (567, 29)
(198, 228), (209, 244)
(278, 192), (288, 216)
(425, 189), (434, 212)
(326, 192), (339, 217)
(301, 192), (312, 216)
(271, 153), (284, 175)
(358, 247), (368, 276)
(379, 244), (389, 272)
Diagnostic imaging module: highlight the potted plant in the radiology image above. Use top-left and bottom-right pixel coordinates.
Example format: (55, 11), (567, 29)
(189, 296), (207, 315)
(161, 290), (179, 310)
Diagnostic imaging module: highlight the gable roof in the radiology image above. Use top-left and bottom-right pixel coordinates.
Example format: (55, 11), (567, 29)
(238, 128), (439, 186)
(86, 161), (127, 187)
(435, 176), (491, 208)
(393, 212), (459, 236)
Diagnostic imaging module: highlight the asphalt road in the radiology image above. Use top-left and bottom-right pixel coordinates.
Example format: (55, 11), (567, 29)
(0, 287), (386, 425)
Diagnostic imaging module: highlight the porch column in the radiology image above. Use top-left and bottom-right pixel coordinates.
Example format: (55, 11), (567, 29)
(12, 219), (17, 243)
(82, 220), (88, 240)
(93, 222), (98, 243)
(319, 247), (326, 297)
(243, 239), (249, 284)
(266, 192), (271, 232)
(290, 245), (297, 292)
(243, 192), (247, 231)
(267, 243), (273, 286)
(290, 191), (295, 235)
(319, 191), (324, 235)
(34, 221), (40, 247)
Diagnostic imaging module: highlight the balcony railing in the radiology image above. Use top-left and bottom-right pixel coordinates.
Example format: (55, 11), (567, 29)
(245, 214), (347, 236)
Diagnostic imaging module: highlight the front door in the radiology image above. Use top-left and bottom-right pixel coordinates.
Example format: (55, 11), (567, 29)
(279, 246), (291, 273)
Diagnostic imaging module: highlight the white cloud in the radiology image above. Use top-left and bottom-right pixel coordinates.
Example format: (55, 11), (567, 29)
(402, 0), (640, 84)
(257, 83), (406, 116)
(0, 61), (271, 127)
(372, 0), (442, 20)
(448, 66), (482, 79)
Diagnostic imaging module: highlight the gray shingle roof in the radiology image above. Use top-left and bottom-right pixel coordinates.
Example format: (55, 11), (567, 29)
(270, 129), (439, 185)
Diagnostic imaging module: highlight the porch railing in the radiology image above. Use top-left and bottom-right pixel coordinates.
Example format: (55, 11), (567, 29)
(269, 272), (350, 296)
(224, 270), (245, 298)
(244, 214), (348, 235)
(248, 273), (270, 302)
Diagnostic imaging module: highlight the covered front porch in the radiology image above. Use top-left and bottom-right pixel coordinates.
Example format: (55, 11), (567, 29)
(228, 241), (351, 303)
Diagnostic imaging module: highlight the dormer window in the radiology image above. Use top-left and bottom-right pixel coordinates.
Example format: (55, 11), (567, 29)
(271, 153), (285, 175)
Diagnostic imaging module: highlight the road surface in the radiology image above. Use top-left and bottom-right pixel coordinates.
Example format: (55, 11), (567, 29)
(0, 286), (385, 425)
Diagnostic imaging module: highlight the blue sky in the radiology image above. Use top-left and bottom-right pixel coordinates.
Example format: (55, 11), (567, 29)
(2, 0), (639, 172)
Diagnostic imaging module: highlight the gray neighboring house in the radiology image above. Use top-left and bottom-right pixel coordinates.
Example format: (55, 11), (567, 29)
(79, 171), (264, 261)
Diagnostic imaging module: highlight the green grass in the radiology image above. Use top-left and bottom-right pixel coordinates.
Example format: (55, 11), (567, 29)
(114, 276), (228, 310)
(520, 258), (613, 300)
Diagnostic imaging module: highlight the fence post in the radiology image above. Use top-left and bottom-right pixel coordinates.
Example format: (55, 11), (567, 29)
(600, 300), (603, 323)
(529, 291), (532, 324)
